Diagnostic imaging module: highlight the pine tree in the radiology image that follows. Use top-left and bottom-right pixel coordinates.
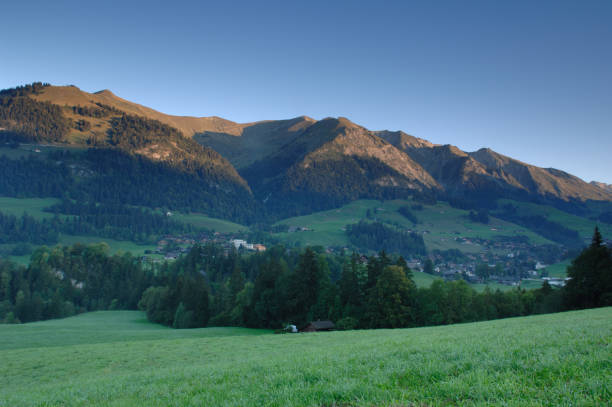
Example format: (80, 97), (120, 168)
(564, 227), (612, 309)
(365, 265), (416, 328)
(289, 248), (323, 326)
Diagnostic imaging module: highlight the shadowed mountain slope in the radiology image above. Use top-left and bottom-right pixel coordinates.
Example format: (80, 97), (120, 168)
(2, 82), (610, 223)
(378, 131), (612, 204)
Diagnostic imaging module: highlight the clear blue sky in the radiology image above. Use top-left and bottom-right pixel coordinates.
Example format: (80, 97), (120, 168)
(2, 0), (611, 183)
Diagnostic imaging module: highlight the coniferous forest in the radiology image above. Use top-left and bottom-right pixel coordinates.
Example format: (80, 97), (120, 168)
(2, 228), (609, 328)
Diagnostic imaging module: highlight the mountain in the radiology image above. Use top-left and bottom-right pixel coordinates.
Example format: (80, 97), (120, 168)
(378, 131), (612, 205)
(195, 115), (316, 168)
(30, 84), (251, 138)
(591, 181), (612, 194)
(2, 82), (611, 224)
(0, 83), (257, 222)
(237, 117), (440, 216)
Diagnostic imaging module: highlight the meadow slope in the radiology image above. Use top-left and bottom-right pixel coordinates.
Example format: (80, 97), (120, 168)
(1, 309), (610, 406)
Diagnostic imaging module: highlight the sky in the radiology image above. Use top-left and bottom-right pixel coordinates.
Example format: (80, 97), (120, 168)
(1, 0), (611, 183)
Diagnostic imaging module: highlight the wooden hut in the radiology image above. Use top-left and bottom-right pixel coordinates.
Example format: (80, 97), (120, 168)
(302, 320), (335, 332)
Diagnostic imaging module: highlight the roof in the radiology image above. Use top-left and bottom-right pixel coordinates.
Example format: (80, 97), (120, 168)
(308, 320), (335, 330)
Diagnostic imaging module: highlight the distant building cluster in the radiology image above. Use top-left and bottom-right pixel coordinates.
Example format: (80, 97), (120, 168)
(230, 239), (266, 252)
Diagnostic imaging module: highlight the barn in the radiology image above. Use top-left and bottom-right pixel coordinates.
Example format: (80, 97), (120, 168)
(302, 320), (335, 332)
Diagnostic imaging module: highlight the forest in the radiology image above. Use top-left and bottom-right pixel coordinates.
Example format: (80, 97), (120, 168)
(0, 148), (259, 224)
(0, 83), (70, 142)
(3, 227), (609, 328)
(0, 203), (193, 247)
(495, 203), (583, 247)
(345, 220), (427, 256)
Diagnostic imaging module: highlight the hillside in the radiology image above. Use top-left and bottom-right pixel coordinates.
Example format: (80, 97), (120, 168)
(31, 84), (256, 139)
(2, 82), (612, 247)
(4, 83), (612, 214)
(0, 83), (258, 224)
(272, 199), (554, 250)
(240, 117), (440, 217)
(1, 308), (610, 406)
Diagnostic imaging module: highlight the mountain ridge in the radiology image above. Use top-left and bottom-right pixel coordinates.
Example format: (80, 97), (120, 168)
(2, 82), (610, 223)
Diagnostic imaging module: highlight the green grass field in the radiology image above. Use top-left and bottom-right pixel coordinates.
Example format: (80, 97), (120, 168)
(3, 235), (158, 265)
(1, 308), (610, 406)
(412, 270), (442, 288)
(58, 235), (157, 256)
(273, 199), (553, 251)
(0, 197), (61, 219)
(541, 259), (572, 278)
(173, 212), (248, 234)
(518, 279), (545, 290)
(498, 199), (612, 240)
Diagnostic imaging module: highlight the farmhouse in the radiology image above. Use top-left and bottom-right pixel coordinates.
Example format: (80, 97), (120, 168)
(302, 320), (335, 332)
(230, 239), (247, 249)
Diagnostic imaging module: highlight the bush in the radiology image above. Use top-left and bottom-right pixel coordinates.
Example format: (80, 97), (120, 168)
(335, 316), (359, 331)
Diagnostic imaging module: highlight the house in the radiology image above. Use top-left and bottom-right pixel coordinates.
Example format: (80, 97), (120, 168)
(164, 252), (179, 260)
(253, 244), (266, 252)
(230, 239), (247, 249)
(535, 262), (547, 270)
(302, 320), (335, 332)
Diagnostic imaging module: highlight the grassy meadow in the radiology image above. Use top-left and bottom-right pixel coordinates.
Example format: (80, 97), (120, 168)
(1, 308), (610, 406)
(542, 259), (572, 278)
(498, 199), (612, 240)
(173, 212), (248, 234)
(0, 197), (61, 219)
(272, 199), (552, 251)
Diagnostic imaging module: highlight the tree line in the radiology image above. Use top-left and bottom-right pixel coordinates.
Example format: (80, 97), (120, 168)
(346, 220), (427, 256)
(0, 243), (152, 323)
(0, 204), (193, 248)
(0, 148), (260, 224)
(3, 227), (609, 327)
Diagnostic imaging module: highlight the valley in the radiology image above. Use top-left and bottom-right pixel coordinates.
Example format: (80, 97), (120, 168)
(3, 4), (612, 407)
(1, 82), (612, 319)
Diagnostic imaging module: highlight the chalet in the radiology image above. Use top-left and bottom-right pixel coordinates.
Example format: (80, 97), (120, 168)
(230, 239), (247, 249)
(164, 252), (179, 260)
(302, 320), (335, 332)
(542, 277), (571, 287)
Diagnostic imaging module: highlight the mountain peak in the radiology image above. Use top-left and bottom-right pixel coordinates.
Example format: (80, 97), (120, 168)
(94, 89), (116, 97)
(591, 181), (612, 193)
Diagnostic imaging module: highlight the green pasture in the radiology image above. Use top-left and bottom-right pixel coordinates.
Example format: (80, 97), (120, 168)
(3, 235), (157, 265)
(541, 259), (572, 278)
(173, 212), (248, 234)
(0, 311), (269, 351)
(1, 308), (610, 406)
(0, 197), (60, 219)
(57, 235), (157, 256)
(412, 270), (441, 288)
(273, 199), (553, 251)
(519, 279), (545, 290)
(498, 199), (612, 240)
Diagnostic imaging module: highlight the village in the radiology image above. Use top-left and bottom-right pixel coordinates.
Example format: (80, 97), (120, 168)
(140, 231), (267, 263)
(141, 227), (571, 289)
